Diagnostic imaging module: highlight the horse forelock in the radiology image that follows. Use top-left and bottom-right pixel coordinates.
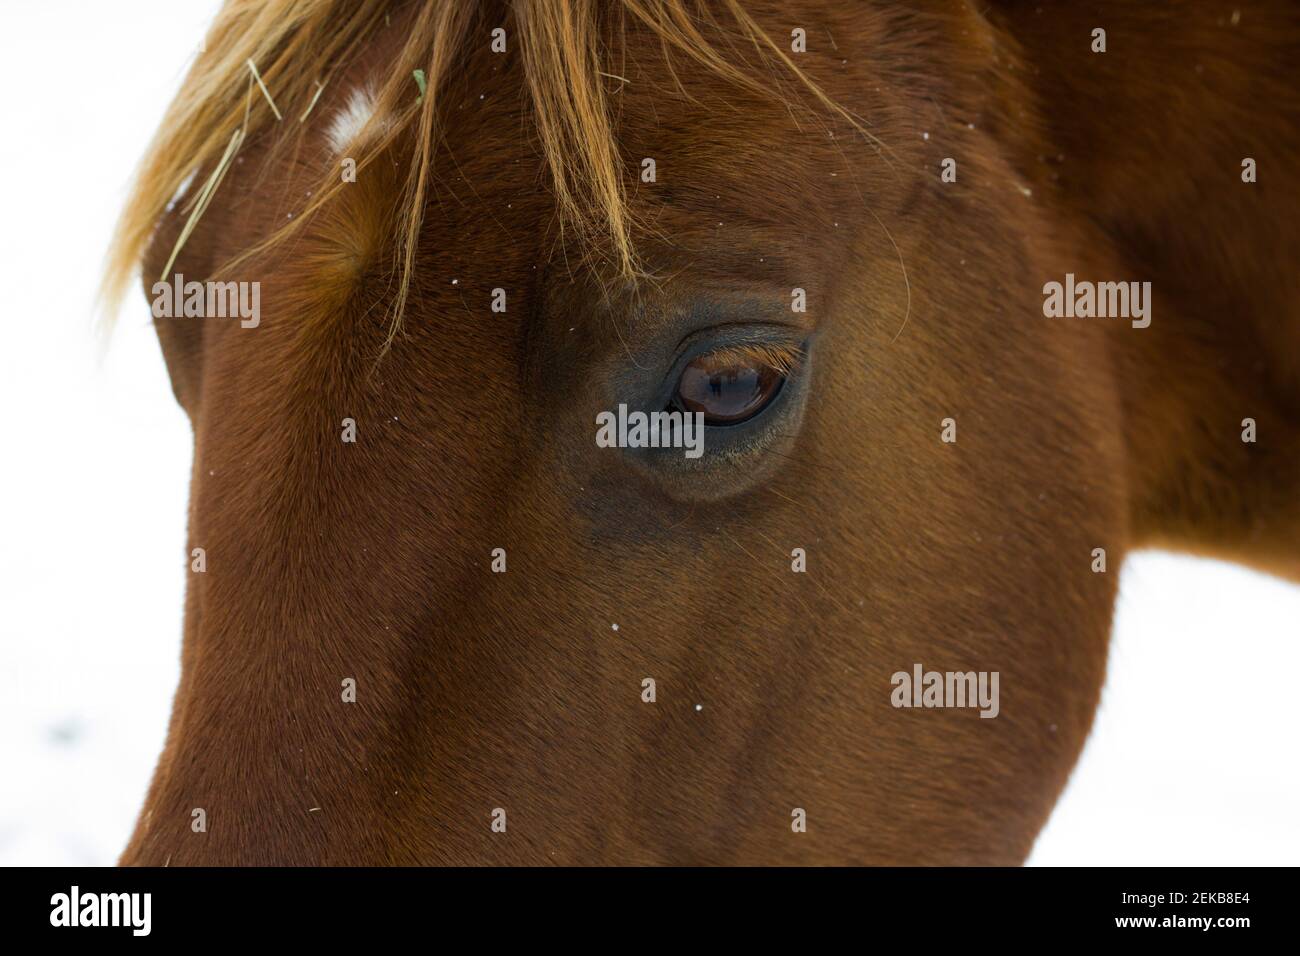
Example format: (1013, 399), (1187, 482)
(104, 0), (861, 342)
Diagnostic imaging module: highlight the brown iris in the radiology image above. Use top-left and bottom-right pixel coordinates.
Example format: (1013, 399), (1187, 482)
(673, 354), (786, 425)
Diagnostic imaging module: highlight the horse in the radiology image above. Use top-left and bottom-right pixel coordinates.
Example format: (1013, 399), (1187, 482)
(102, 0), (1300, 864)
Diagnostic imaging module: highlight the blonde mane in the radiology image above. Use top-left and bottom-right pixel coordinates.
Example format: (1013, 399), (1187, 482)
(102, 0), (858, 338)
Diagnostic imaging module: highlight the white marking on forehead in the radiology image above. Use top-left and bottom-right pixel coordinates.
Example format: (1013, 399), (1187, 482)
(326, 85), (380, 154)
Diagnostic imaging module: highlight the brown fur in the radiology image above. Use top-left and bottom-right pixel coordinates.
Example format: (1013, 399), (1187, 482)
(114, 1), (1299, 864)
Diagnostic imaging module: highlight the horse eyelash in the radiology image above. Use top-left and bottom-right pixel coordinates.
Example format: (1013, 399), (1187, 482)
(693, 342), (805, 376)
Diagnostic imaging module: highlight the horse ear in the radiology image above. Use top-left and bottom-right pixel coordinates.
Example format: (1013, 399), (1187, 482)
(982, 2), (1300, 580)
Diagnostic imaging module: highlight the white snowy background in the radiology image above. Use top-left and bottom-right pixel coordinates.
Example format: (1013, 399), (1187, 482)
(1, 2), (1296, 867)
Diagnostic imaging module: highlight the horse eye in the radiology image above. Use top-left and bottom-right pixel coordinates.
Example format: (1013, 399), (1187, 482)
(673, 355), (786, 425)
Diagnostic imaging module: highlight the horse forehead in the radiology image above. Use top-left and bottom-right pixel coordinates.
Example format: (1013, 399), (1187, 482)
(300, 47), (876, 297)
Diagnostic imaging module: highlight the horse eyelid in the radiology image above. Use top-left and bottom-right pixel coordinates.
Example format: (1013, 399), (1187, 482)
(691, 342), (805, 376)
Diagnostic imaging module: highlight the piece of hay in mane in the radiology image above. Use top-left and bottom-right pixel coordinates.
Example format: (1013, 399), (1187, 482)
(157, 127), (245, 282)
(245, 58), (284, 121)
(299, 79), (327, 123)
